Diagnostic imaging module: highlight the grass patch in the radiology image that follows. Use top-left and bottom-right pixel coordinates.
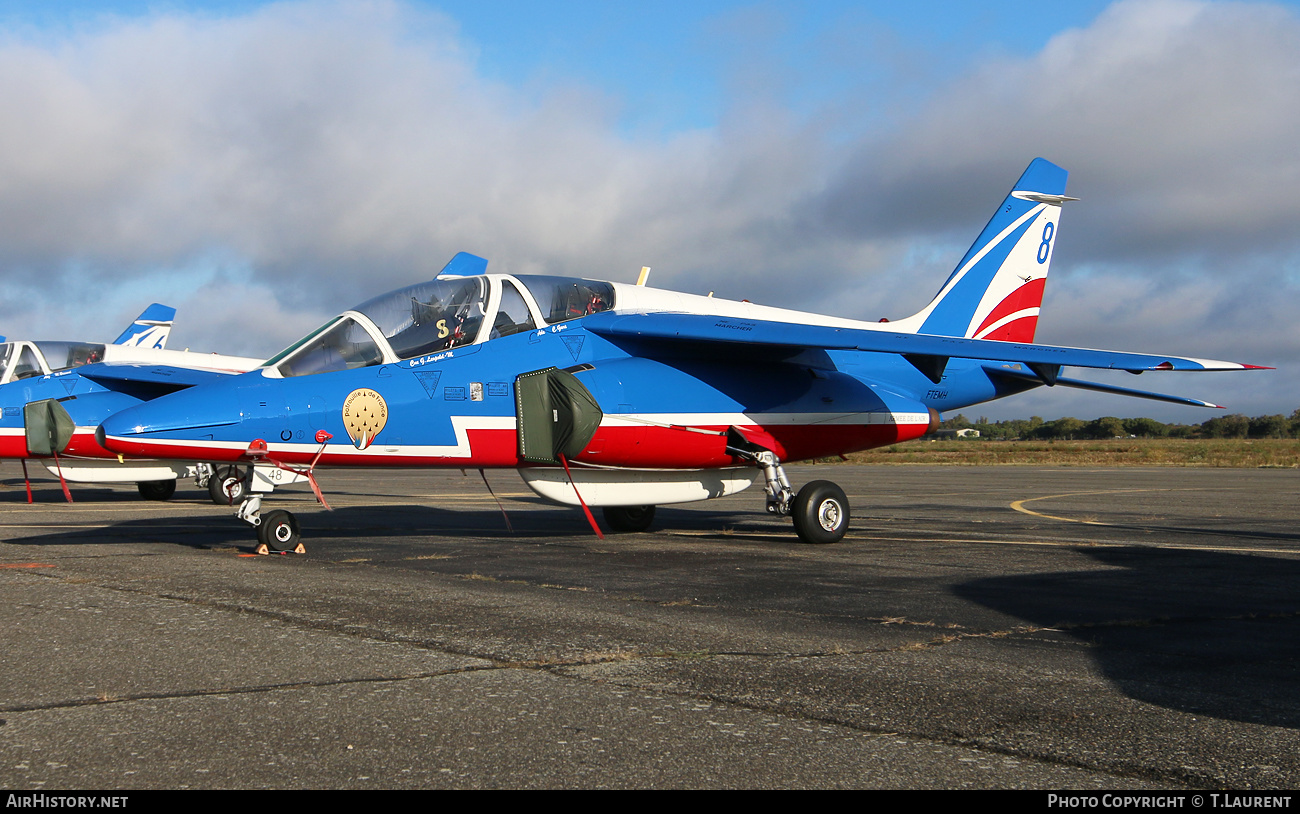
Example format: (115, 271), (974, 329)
(820, 438), (1300, 467)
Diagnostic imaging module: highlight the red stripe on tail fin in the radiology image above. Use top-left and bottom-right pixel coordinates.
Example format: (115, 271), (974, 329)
(973, 278), (1046, 343)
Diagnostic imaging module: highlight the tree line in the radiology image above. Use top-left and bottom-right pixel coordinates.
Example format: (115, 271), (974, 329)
(939, 410), (1300, 441)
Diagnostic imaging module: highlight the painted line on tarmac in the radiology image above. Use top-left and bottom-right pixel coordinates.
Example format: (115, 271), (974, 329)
(0, 523), (117, 528)
(1007, 489), (1299, 555)
(871, 534), (1300, 557)
(1010, 488), (1182, 525)
(667, 527), (1300, 556)
(0, 504), (242, 514)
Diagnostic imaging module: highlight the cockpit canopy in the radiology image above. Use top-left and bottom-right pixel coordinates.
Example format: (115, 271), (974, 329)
(356, 276), (489, 360)
(266, 273), (615, 378)
(0, 340), (107, 384)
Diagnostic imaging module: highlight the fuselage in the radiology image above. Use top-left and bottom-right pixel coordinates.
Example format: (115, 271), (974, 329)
(96, 273), (1031, 470)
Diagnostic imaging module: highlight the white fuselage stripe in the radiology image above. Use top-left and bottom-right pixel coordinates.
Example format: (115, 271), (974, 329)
(971, 307), (1040, 340)
(104, 410), (931, 459)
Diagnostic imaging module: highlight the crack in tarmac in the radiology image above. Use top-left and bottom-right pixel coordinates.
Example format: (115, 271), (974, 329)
(8, 555), (1294, 788)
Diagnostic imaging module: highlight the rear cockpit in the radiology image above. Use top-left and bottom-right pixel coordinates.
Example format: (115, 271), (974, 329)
(0, 340), (107, 384)
(265, 273), (616, 378)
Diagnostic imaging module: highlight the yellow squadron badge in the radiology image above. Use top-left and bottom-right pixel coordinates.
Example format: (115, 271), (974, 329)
(342, 388), (388, 450)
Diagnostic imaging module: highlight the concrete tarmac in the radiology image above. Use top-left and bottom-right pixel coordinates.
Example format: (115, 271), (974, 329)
(0, 465), (1297, 789)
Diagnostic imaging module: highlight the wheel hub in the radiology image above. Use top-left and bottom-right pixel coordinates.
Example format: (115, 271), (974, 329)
(817, 499), (842, 532)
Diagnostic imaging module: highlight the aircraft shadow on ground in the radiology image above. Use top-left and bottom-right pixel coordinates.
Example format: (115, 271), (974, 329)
(954, 545), (1300, 730)
(0, 498), (773, 549)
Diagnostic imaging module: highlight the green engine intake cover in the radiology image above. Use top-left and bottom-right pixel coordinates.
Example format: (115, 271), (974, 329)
(515, 367), (603, 465)
(24, 398), (76, 456)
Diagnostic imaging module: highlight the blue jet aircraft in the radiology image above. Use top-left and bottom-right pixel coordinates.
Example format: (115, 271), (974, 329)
(95, 159), (1267, 552)
(0, 305), (263, 502)
(0, 303), (176, 385)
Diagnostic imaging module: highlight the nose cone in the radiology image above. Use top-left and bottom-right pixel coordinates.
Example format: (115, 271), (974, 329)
(97, 403), (157, 454)
(98, 375), (248, 461)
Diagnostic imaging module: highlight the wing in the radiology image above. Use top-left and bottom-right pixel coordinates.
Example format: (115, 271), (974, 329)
(76, 363), (245, 396)
(584, 312), (1264, 375)
(583, 312), (1265, 407)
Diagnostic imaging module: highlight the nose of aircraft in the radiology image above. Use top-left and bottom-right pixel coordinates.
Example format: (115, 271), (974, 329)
(97, 375), (248, 461)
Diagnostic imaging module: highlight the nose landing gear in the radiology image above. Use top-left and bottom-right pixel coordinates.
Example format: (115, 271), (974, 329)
(256, 509), (302, 554)
(238, 494), (306, 555)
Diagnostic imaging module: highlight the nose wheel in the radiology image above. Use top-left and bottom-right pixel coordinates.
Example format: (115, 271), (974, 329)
(254, 509), (304, 555)
(236, 494), (305, 555)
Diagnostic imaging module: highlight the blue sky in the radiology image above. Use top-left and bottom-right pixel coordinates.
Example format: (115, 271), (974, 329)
(1, 1), (1119, 134)
(0, 0), (1296, 421)
(434, 1), (1118, 134)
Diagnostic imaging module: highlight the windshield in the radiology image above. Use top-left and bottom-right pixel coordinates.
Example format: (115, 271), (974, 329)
(0, 342), (44, 382)
(352, 276), (488, 358)
(276, 317), (383, 378)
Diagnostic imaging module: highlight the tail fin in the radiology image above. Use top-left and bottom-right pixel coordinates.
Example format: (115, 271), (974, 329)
(113, 303), (176, 349)
(897, 158), (1074, 343)
(435, 252), (489, 278)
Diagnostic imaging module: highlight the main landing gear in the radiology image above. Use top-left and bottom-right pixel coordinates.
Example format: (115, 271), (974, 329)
(728, 430), (850, 544)
(790, 480), (850, 545)
(209, 467), (247, 505)
(603, 504), (656, 533)
(195, 464), (250, 505)
(136, 480), (177, 501)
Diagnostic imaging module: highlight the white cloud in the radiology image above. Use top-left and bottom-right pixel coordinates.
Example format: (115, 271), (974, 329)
(0, 0), (1293, 416)
(823, 0), (1300, 257)
(0, 1), (840, 345)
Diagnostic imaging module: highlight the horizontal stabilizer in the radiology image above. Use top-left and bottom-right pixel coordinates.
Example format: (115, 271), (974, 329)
(585, 312), (1266, 374)
(984, 366), (1225, 408)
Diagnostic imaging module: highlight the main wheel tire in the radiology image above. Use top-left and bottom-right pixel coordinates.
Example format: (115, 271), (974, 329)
(257, 510), (300, 551)
(137, 480), (177, 501)
(792, 480), (849, 544)
(602, 505), (656, 533)
(208, 468), (246, 505)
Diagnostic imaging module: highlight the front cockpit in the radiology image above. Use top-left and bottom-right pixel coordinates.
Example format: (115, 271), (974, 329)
(264, 273), (616, 378)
